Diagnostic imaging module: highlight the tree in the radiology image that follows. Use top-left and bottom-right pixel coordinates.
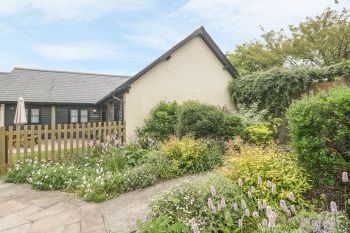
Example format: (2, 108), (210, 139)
(228, 8), (350, 75)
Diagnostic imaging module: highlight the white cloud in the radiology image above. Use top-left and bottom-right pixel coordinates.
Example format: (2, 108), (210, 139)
(33, 41), (119, 60)
(174, 0), (350, 49)
(0, 0), (152, 21)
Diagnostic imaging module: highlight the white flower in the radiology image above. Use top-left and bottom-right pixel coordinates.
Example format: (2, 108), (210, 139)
(245, 208), (250, 217)
(253, 211), (259, 218)
(248, 191), (253, 198)
(330, 201), (338, 213)
(210, 186), (216, 197)
(342, 172), (349, 183)
(238, 219), (243, 228)
(258, 176), (263, 185)
(232, 203), (239, 211)
(268, 211), (277, 228)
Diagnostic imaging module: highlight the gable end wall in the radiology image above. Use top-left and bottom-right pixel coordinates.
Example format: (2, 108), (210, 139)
(123, 36), (235, 140)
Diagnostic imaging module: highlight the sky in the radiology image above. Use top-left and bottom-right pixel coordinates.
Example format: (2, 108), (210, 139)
(0, 0), (349, 75)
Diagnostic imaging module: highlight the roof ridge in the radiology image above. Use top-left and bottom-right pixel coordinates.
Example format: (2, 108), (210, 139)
(13, 67), (131, 78)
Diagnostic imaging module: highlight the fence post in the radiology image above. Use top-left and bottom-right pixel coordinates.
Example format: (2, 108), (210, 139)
(0, 127), (6, 173)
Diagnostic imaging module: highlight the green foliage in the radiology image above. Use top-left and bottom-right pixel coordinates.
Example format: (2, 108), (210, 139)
(149, 175), (239, 226)
(160, 136), (223, 174)
(225, 144), (310, 208)
(137, 101), (179, 147)
(138, 215), (190, 233)
(177, 101), (244, 140)
(229, 60), (350, 118)
(274, 211), (349, 233)
(243, 124), (273, 144)
(287, 87), (350, 185)
(228, 8), (350, 75)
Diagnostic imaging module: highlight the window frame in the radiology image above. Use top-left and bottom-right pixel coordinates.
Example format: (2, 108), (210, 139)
(30, 108), (40, 124)
(80, 109), (88, 123)
(69, 109), (79, 123)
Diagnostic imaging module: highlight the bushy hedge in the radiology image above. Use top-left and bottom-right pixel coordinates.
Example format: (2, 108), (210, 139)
(137, 101), (244, 146)
(229, 60), (350, 118)
(177, 101), (243, 140)
(287, 87), (350, 185)
(137, 101), (179, 145)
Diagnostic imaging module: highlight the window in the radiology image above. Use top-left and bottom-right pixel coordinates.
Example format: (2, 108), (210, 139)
(80, 109), (88, 123)
(70, 109), (78, 123)
(31, 109), (40, 123)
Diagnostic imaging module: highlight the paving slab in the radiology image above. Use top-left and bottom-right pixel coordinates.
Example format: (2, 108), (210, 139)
(0, 174), (204, 233)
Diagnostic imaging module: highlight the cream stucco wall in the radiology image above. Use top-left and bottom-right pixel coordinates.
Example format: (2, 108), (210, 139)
(123, 36), (234, 141)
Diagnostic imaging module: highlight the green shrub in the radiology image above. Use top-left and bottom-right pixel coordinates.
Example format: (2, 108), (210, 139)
(124, 163), (159, 191)
(229, 60), (350, 118)
(149, 174), (239, 226)
(274, 211), (349, 233)
(287, 87), (350, 185)
(138, 215), (190, 233)
(137, 101), (179, 147)
(160, 136), (223, 174)
(177, 101), (243, 140)
(243, 124), (273, 144)
(225, 144), (310, 208)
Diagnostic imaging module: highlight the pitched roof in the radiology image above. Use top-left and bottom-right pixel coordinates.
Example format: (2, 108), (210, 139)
(97, 26), (238, 104)
(0, 68), (130, 104)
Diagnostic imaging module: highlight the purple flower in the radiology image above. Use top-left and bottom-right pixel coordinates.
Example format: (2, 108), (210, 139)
(280, 200), (288, 212)
(266, 206), (272, 217)
(330, 201), (338, 213)
(342, 172), (349, 183)
(288, 192), (295, 202)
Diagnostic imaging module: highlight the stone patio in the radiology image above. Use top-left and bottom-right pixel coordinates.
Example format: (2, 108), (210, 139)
(0, 175), (202, 233)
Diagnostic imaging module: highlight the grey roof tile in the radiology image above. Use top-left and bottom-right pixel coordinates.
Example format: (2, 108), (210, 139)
(0, 68), (130, 104)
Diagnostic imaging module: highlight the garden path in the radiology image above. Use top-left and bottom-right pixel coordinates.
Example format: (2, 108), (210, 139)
(0, 174), (204, 233)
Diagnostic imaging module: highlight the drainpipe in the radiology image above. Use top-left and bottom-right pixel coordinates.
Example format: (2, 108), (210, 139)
(112, 92), (124, 122)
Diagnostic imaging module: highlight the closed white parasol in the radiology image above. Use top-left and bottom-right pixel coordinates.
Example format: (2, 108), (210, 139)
(14, 97), (27, 125)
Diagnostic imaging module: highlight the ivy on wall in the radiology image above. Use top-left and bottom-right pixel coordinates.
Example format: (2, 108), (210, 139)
(229, 60), (350, 118)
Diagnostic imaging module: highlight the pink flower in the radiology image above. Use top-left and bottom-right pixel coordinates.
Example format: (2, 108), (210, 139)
(238, 178), (243, 188)
(220, 197), (226, 208)
(290, 205), (296, 215)
(268, 211), (277, 228)
(271, 183), (276, 194)
(238, 219), (243, 228)
(191, 218), (200, 233)
(208, 198), (216, 213)
(342, 172), (349, 183)
(245, 208), (250, 217)
(288, 192), (295, 202)
(232, 203), (239, 211)
(210, 186), (217, 197)
(241, 199), (247, 209)
(248, 191), (253, 198)
(262, 200), (268, 209)
(330, 201), (338, 213)
(266, 206), (272, 217)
